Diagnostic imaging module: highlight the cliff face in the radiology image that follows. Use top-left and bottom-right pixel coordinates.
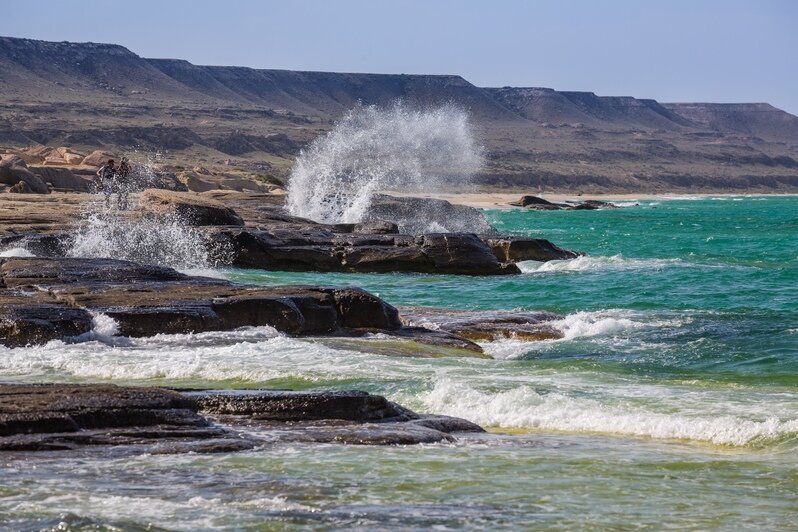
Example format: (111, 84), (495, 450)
(485, 87), (695, 131)
(148, 59), (521, 120)
(662, 103), (798, 140)
(1, 36), (797, 192)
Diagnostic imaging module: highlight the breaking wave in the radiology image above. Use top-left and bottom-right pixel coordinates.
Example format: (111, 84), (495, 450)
(418, 378), (798, 446)
(481, 309), (687, 359)
(518, 255), (684, 274)
(286, 101), (484, 224)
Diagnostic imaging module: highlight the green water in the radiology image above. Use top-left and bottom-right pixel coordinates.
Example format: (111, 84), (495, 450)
(1, 196), (797, 529)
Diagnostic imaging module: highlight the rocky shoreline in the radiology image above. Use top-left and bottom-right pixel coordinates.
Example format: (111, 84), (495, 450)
(0, 188), (579, 350)
(1, 189), (581, 275)
(0, 186), (577, 455)
(0, 384), (483, 452)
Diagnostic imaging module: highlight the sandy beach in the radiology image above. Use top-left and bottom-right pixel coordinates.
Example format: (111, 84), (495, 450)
(385, 191), (798, 209)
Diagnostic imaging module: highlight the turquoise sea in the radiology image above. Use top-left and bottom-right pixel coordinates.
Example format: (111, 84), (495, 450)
(1, 196), (796, 529)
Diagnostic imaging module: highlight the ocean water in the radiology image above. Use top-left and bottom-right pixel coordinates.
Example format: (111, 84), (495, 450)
(1, 196), (797, 530)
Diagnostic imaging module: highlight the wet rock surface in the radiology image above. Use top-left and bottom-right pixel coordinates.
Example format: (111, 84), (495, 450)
(483, 235), (582, 262)
(0, 191), (581, 275)
(400, 307), (565, 342)
(0, 384), (484, 452)
(0, 384), (209, 451)
(0, 256), (410, 345)
(0, 257), (500, 355)
(207, 227), (524, 275)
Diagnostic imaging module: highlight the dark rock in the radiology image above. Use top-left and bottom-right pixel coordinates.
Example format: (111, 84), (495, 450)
(0, 385), (485, 451)
(195, 390), (411, 422)
(483, 236), (583, 262)
(139, 189), (244, 225)
(149, 438), (259, 455)
(409, 415), (485, 433)
(330, 287), (402, 330)
(420, 233), (520, 275)
(352, 220), (399, 234)
(0, 233), (69, 257)
(509, 195), (619, 211)
(570, 199), (619, 210)
(509, 195), (566, 209)
(0, 301), (93, 347)
(0, 257), (404, 346)
(0, 384), (204, 438)
(387, 326), (486, 354)
(207, 227), (522, 275)
(28, 165), (92, 192)
(400, 307), (565, 342)
(8, 180), (34, 193)
(367, 194), (496, 234)
(231, 420), (455, 445)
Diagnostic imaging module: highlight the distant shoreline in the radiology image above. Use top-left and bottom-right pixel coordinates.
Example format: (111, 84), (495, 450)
(385, 191), (798, 209)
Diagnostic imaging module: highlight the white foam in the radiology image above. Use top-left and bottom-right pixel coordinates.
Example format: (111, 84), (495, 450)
(419, 378), (798, 446)
(552, 309), (683, 340)
(518, 254), (682, 274)
(662, 195), (706, 201)
(0, 247), (36, 257)
(479, 309), (685, 359)
(0, 327), (416, 384)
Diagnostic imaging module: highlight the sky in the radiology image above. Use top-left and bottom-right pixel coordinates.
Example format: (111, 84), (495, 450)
(2, 0), (797, 114)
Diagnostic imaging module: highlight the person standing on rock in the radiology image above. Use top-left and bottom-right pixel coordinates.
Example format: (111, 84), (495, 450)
(116, 157), (131, 210)
(95, 159), (117, 208)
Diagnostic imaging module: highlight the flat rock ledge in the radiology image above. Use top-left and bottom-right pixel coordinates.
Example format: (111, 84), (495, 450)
(0, 256), (483, 354)
(0, 384), (484, 452)
(0, 190), (582, 275)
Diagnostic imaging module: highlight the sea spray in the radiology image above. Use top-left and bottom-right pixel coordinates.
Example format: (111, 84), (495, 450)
(67, 172), (227, 273)
(68, 210), (213, 271)
(286, 102), (484, 226)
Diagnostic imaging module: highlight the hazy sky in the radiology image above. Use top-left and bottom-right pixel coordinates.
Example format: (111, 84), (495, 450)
(3, 0), (797, 114)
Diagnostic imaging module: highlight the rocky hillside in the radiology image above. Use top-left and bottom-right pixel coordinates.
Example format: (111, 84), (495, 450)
(1, 36), (797, 192)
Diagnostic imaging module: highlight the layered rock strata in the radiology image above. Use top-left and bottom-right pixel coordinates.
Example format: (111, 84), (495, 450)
(0, 384), (484, 451)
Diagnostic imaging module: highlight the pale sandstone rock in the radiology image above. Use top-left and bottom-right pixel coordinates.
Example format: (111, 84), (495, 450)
(81, 150), (117, 167)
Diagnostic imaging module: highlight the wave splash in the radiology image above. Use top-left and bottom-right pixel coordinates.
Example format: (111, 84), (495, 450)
(67, 210), (213, 273)
(419, 378), (798, 446)
(518, 254), (683, 274)
(286, 102), (484, 224)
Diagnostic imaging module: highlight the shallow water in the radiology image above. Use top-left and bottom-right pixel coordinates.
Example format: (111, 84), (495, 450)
(1, 196), (797, 529)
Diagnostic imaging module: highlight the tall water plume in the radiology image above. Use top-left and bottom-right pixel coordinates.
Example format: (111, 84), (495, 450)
(286, 102), (484, 226)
